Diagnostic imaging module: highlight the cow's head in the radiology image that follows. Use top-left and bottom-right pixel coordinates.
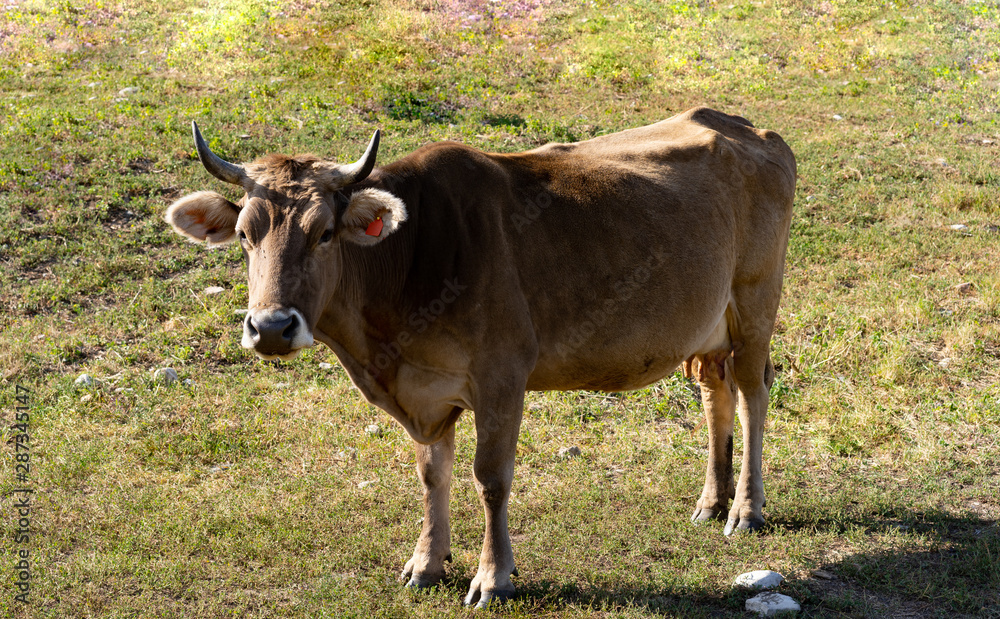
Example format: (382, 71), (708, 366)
(165, 122), (407, 360)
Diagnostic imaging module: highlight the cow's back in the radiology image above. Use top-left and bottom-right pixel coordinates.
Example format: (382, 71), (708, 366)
(463, 109), (794, 390)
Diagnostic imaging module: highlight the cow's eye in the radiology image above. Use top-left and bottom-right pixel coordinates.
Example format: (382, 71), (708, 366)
(238, 230), (247, 243)
(319, 229), (334, 244)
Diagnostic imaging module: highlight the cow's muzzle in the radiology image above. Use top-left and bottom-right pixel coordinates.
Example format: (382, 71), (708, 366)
(242, 307), (314, 360)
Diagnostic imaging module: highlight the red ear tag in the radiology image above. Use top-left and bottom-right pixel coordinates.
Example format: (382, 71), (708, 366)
(365, 217), (384, 237)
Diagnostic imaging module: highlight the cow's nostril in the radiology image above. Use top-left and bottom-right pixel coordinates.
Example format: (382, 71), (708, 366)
(245, 317), (259, 339)
(282, 314), (299, 341)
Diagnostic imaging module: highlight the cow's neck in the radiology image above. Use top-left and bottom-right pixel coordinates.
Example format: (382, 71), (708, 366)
(317, 186), (420, 380)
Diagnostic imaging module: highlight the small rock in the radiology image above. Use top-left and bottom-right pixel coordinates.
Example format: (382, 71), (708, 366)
(805, 195), (815, 202)
(118, 86), (140, 96)
(984, 139), (994, 145)
(746, 592), (801, 616)
(336, 449), (357, 461)
(183, 378), (194, 386)
(734, 570), (785, 589)
(357, 480), (376, 489)
(273, 382), (290, 389)
(365, 424), (383, 437)
(832, 114), (843, 121)
(204, 286), (225, 295)
(115, 387), (134, 393)
(152, 367), (178, 384)
(558, 446), (582, 459)
(955, 282), (974, 295)
(75, 374), (95, 387)
(949, 223), (969, 231)
(938, 357), (952, 368)
(319, 362), (334, 370)
(80, 394), (93, 403)
(239, 134), (252, 140)
(811, 569), (836, 580)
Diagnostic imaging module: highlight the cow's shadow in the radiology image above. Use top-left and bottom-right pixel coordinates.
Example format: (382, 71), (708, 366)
(437, 507), (999, 617)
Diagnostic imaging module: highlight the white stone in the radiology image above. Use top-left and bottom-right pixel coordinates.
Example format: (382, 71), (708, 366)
(558, 445), (582, 459)
(118, 86), (140, 95)
(75, 373), (94, 387)
(152, 367), (178, 384)
(745, 592), (800, 616)
(357, 480), (376, 489)
(204, 286), (225, 295)
(80, 394), (93, 403)
(832, 114), (843, 121)
(319, 362), (334, 370)
(950, 224), (969, 230)
(735, 570), (784, 589)
(365, 424), (382, 437)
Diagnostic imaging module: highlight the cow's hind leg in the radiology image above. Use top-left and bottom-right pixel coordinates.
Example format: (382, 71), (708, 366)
(725, 346), (774, 536)
(402, 425), (456, 588)
(688, 352), (737, 523)
(463, 385), (524, 609)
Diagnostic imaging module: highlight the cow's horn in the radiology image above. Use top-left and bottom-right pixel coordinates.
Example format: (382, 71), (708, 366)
(192, 121), (249, 186)
(338, 129), (380, 185)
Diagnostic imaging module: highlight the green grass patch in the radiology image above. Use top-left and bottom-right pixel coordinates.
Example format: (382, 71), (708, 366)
(2, 0), (1000, 616)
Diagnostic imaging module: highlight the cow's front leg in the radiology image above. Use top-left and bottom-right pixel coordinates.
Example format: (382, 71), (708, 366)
(725, 353), (772, 535)
(688, 353), (737, 524)
(402, 426), (456, 588)
(463, 391), (524, 609)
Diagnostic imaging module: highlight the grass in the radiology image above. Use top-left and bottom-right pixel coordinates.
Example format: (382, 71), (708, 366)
(2, 0), (1000, 616)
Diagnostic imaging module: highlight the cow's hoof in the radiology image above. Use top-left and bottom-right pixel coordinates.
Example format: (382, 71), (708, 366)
(464, 587), (515, 609)
(691, 507), (726, 524)
(723, 516), (766, 536)
(404, 574), (442, 589)
(401, 553), (451, 588)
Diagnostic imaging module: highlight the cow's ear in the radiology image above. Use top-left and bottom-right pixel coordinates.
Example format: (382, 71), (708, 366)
(340, 188), (408, 246)
(165, 191), (240, 245)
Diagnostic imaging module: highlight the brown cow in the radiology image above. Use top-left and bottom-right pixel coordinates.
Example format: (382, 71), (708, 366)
(165, 107), (796, 607)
